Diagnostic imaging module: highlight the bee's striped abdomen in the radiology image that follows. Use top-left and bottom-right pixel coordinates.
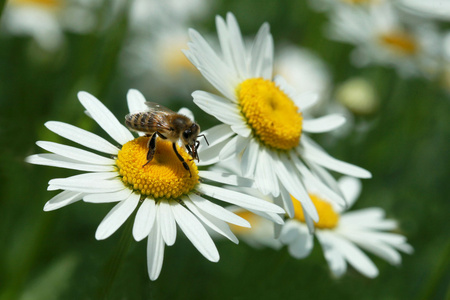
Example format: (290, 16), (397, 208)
(125, 112), (154, 133)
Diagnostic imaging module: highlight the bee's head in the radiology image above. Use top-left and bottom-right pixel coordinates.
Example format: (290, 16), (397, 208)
(182, 123), (200, 147)
(182, 123), (201, 161)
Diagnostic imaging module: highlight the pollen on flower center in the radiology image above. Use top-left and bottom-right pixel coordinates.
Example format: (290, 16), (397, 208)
(116, 136), (199, 199)
(291, 194), (339, 229)
(379, 31), (418, 56)
(238, 78), (302, 150)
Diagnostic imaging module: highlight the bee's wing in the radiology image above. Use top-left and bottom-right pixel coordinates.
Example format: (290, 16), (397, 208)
(144, 102), (177, 114)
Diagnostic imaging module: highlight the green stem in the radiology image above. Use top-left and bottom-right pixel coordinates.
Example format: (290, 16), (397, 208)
(95, 218), (134, 300)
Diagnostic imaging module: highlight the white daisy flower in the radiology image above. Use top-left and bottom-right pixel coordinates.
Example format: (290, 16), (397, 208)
(1, 0), (100, 51)
(308, 0), (384, 13)
(279, 176), (413, 278)
(26, 89), (284, 281)
(183, 12), (371, 229)
(327, 2), (440, 78)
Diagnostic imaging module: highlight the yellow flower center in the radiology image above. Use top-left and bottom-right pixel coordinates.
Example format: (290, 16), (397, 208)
(291, 194), (339, 229)
(116, 137), (199, 200)
(238, 78), (302, 150)
(229, 210), (257, 234)
(379, 32), (418, 56)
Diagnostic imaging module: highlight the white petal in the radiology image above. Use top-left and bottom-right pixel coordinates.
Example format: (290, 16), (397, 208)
(303, 115), (346, 133)
(301, 136), (372, 179)
(95, 193), (140, 240)
(197, 124), (235, 149)
(196, 183), (284, 214)
(127, 89), (147, 114)
(187, 193), (250, 228)
(183, 198), (238, 244)
(289, 151), (346, 207)
(45, 121), (119, 155)
(36, 141), (116, 165)
(249, 23), (271, 78)
(157, 200), (177, 246)
(226, 12), (248, 79)
(177, 108), (194, 121)
(83, 188), (132, 203)
(43, 191), (83, 211)
(78, 91), (134, 145)
(198, 171), (253, 187)
(193, 91), (244, 125)
(338, 176), (362, 208)
(279, 220), (302, 244)
(294, 92), (319, 111)
(230, 123), (252, 137)
(219, 134), (249, 161)
(196, 138), (231, 166)
(277, 184), (295, 218)
(273, 153), (318, 221)
(171, 201), (219, 262)
(261, 34), (274, 80)
(147, 222), (165, 281)
(48, 178), (125, 193)
(287, 227), (314, 259)
(215, 15), (236, 76)
(133, 199), (156, 242)
(319, 232), (379, 278)
(26, 153), (115, 173)
(241, 138), (259, 178)
(254, 148), (279, 197)
(320, 238), (347, 277)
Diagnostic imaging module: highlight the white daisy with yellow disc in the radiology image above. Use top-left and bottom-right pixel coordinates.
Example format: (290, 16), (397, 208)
(279, 176), (413, 278)
(183, 12), (371, 229)
(26, 89), (284, 281)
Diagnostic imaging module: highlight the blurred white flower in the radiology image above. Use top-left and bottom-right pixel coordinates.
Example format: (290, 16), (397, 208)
(327, 2), (441, 78)
(26, 89), (284, 281)
(279, 176), (413, 278)
(335, 77), (378, 115)
(1, 0), (100, 51)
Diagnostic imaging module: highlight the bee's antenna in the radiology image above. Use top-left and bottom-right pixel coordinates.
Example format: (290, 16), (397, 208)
(198, 134), (209, 146)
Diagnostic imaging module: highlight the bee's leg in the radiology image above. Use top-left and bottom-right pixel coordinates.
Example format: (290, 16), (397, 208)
(185, 145), (194, 160)
(143, 132), (158, 167)
(156, 132), (167, 140)
(172, 142), (191, 177)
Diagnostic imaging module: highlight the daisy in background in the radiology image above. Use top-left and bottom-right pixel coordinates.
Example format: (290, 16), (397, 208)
(1, 0), (101, 51)
(121, 0), (211, 99)
(308, 0), (384, 13)
(26, 89), (284, 281)
(183, 12), (371, 230)
(327, 2), (441, 78)
(274, 44), (331, 113)
(279, 176), (413, 278)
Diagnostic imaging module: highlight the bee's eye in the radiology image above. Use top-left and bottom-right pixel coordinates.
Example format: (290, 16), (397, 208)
(183, 130), (190, 139)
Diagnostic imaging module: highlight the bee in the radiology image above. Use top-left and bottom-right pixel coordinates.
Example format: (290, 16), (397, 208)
(125, 102), (208, 177)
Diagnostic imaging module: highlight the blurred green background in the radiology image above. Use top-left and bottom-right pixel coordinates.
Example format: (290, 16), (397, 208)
(0, 0), (449, 299)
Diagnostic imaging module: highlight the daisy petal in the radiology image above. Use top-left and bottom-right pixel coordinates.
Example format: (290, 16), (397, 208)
(78, 91), (134, 145)
(171, 201), (219, 262)
(147, 222), (165, 281)
(303, 115), (346, 133)
(127, 89), (147, 114)
(48, 178), (125, 193)
(157, 200), (177, 246)
(241, 138), (259, 178)
(274, 154), (318, 221)
(36, 141), (116, 165)
(230, 123), (252, 138)
(83, 188), (132, 203)
(27, 153), (115, 172)
(193, 91), (244, 125)
(196, 183), (284, 214)
(277, 184), (295, 218)
(219, 134), (249, 161)
(183, 198), (238, 244)
(338, 176), (362, 208)
(226, 12), (248, 79)
(279, 220), (302, 244)
(249, 22), (270, 78)
(95, 193), (140, 240)
(293, 92), (319, 111)
(45, 121), (119, 155)
(177, 108), (195, 121)
(187, 193), (250, 228)
(301, 136), (372, 178)
(198, 171), (253, 187)
(287, 227), (314, 259)
(43, 191), (84, 211)
(197, 124), (235, 149)
(133, 199), (157, 242)
(254, 148), (279, 197)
